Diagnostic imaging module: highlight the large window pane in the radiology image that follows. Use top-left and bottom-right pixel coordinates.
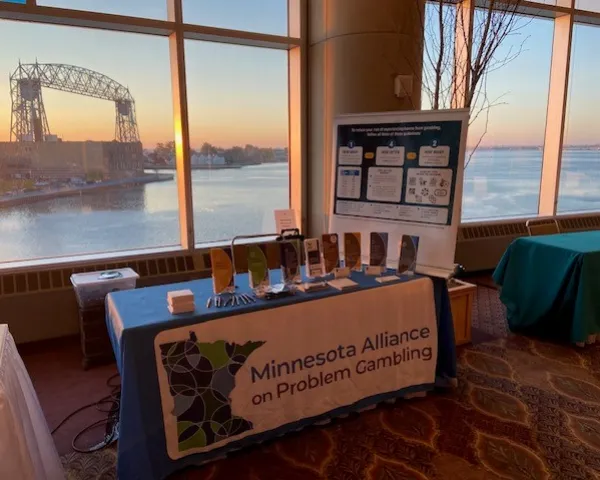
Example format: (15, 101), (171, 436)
(184, 41), (289, 244)
(576, 0), (600, 13)
(558, 24), (600, 213)
(462, 15), (553, 221)
(0, 21), (178, 262)
(36, 0), (166, 20)
(183, 0), (288, 37)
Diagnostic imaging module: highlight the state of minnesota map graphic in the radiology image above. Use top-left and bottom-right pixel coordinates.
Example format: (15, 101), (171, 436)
(159, 332), (264, 452)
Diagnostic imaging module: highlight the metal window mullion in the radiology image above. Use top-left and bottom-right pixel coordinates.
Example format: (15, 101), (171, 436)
(539, 3), (575, 216)
(168, 0), (194, 250)
(288, 0), (307, 234)
(451, 0), (474, 109)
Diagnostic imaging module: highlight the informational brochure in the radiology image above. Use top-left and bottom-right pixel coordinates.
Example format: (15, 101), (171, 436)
(247, 244), (270, 289)
(344, 232), (362, 271)
(369, 232), (388, 267)
(397, 235), (420, 275)
(279, 240), (301, 284)
(210, 248), (234, 294)
(304, 238), (324, 278)
(274, 209), (297, 234)
(321, 233), (340, 274)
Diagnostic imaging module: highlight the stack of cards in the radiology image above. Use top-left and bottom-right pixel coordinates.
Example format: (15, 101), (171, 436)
(167, 289), (195, 314)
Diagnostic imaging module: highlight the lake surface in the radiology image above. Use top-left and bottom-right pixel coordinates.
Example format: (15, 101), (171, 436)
(1, 151), (599, 263)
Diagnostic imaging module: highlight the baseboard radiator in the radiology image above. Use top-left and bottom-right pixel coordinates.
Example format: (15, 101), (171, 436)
(455, 213), (600, 273)
(0, 253), (212, 344)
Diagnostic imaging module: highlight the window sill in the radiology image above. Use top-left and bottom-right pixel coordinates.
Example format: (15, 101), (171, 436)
(0, 245), (185, 274)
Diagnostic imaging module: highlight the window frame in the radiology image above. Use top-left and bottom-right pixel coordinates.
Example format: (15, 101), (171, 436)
(0, 0), (306, 268)
(441, 0), (600, 222)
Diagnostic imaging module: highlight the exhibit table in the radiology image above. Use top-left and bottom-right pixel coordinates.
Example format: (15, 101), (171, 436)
(493, 231), (600, 344)
(106, 271), (456, 480)
(0, 325), (64, 480)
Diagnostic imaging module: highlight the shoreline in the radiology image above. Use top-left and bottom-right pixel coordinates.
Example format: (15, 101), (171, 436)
(143, 161), (288, 170)
(0, 173), (174, 208)
(144, 164), (245, 170)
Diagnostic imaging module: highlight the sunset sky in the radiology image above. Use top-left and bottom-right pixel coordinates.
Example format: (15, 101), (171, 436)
(0, 0), (288, 149)
(1, 1), (599, 149)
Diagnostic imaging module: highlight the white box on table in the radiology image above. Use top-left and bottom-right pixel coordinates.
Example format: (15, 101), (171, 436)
(70, 268), (139, 308)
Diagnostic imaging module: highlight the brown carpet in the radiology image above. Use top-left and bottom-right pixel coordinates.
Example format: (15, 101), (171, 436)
(22, 284), (600, 479)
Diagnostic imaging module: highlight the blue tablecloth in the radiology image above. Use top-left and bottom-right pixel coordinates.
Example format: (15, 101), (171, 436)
(106, 270), (456, 480)
(493, 231), (600, 343)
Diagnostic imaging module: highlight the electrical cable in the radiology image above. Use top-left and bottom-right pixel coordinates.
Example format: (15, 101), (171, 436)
(51, 373), (121, 453)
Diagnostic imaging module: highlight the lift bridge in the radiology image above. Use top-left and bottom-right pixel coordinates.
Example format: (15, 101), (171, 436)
(10, 62), (139, 143)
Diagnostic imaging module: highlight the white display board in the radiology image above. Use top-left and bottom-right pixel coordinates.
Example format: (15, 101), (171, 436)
(329, 109), (469, 277)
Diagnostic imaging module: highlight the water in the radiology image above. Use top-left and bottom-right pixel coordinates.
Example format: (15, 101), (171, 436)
(0, 163), (289, 262)
(1, 151), (600, 263)
(462, 148), (600, 220)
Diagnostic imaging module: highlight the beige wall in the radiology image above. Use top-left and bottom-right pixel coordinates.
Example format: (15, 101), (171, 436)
(308, 0), (425, 236)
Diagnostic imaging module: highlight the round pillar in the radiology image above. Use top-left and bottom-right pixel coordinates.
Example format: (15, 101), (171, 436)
(307, 0), (425, 235)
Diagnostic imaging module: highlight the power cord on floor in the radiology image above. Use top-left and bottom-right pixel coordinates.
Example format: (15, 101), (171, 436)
(51, 373), (121, 453)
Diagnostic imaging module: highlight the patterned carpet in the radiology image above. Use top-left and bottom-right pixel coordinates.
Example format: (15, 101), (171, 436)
(61, 284), (600, 480)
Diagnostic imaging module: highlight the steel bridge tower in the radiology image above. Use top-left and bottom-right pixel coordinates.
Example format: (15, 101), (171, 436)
(10, 62), (139, 143)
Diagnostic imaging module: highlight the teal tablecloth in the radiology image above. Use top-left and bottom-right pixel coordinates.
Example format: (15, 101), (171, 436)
(493, 231), (600, 343)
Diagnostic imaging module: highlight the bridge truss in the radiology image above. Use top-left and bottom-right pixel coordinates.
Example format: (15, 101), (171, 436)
(10, 62), (139, 143)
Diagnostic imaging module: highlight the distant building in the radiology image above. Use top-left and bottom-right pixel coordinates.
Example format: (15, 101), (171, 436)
(0, 141), (144, 180)
(191, 153), (226, 166)
(273, 148), (289, 163)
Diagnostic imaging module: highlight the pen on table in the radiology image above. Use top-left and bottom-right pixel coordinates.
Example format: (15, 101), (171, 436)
(206, 297), (212, 309)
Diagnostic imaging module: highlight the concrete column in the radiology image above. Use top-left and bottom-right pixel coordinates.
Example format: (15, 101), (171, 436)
(308, 0), (425, 236)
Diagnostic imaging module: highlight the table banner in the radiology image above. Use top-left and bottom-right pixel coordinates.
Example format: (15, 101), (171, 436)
(154, 277), (438, 460)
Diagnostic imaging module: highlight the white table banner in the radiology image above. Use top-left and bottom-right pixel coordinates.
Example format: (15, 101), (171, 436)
(154, 277), (437, 460)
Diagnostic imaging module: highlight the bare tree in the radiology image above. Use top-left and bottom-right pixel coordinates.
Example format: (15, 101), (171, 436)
(393, 0), (532, 167)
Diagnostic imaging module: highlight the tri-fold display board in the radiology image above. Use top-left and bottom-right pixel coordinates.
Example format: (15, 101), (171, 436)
(329, 109), (469, 277)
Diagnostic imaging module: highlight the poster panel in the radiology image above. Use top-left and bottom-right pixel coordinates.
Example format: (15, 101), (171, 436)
(329, 109), (469, 275)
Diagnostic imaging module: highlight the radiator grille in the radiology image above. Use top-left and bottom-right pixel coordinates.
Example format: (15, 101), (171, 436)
(558, 215), (600, 231)
(458, 221), (527, 241)
(456, 213), (600, 272)
(0, 253), (202, 296)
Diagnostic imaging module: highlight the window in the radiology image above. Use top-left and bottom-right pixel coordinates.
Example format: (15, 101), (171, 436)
(183, 0), (288, 37)
(558, 23), (600, 213)
(36, 0), (167, 20)
(0, 0), (299, 266)
(184, 41), (289, 243)
(0, 21), (178, 262)
(576, 0), (600, 12)
(461, 15), (553, 221)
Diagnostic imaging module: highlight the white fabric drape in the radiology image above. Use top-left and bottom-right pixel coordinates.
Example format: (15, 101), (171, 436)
(0, 325), (64, 480)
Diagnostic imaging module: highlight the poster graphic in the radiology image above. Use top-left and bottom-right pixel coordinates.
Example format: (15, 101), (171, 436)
(333, 121), (462, 226)
(405, 168), (452, 206)
(337, 167), (362, 199)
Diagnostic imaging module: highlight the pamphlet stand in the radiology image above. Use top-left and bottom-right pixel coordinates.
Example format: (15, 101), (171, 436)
(229, 232), (279, 295)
